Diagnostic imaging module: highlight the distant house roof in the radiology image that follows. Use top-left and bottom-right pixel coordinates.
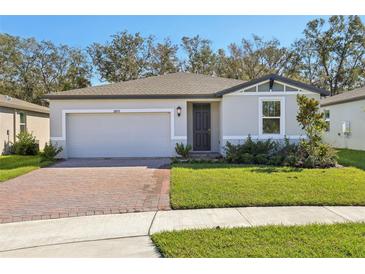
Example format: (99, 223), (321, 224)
(44, 72), (329, 100)
(321, 86), (365, 107)
(0, 94), (49, 114)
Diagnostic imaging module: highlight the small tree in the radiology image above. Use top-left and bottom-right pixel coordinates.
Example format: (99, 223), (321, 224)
(296, 95), (327, 154)
(39, 142), (63, 162)
(296, 95), (337, 167)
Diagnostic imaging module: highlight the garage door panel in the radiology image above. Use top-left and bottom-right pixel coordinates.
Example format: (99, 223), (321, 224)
(66, 112), (171, 157)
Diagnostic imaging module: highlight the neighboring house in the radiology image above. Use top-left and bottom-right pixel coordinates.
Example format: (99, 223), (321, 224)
(0, 94), (50, 154)
(321, 87), (365, 151)
(44, 72), (328, 158)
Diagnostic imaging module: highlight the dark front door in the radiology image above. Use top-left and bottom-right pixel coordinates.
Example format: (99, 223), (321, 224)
(193, 103), (211, 151)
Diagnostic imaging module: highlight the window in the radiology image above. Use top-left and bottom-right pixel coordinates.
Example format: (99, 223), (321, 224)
(272, 83), (284, 92)
(19, 112), (26, 132)
(324, 109), (330, 132)
(259, 98), (284, 136)
(238, 81), (304, 95)
(258, 82), (270, 92)
(285, 85), (299, 92)
(244, 86), (257, 92)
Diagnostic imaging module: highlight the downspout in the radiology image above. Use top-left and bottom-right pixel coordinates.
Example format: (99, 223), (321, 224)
(13, 109), (17, 143)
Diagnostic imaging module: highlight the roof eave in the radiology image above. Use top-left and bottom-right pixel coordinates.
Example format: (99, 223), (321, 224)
(320, 94), (365, 107)
(43, 94), (218, 100)
(0, 102), (49, 114)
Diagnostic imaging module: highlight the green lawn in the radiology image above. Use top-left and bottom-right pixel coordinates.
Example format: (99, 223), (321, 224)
(0, 155), (54, 182)
(337, 148), (365, 170)
(151, 223), (365, 258)
(171, 164), (365, 208)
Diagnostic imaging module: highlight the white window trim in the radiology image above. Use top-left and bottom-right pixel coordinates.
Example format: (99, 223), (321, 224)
(324, 109), (330, 121)
(258, 97), (286, 139)
(324, 109), (330, 132)
(50, 108), (187, 141)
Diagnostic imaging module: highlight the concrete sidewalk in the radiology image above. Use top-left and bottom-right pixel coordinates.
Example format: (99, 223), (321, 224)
(1, 206), (365, 257)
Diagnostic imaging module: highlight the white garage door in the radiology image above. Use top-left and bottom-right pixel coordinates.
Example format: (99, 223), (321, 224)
(66, 112), (171, 158)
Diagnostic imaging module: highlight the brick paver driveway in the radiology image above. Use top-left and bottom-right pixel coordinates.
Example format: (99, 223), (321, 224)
(0, 158), (171, 224)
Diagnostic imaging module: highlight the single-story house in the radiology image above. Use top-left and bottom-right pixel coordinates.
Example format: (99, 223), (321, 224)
(0, 94), (50, 154)
(321, 86), (365, 151)
(44, 72), (329, 158)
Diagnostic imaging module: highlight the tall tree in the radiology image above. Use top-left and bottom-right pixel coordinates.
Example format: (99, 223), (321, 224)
(214, 48), (231, 78)
(34, 42), (91, 94)
(181, 35), (216, 75)
(88, 31), (150, 82)
(0, 34), (39, 103)
(0, 33), (92, 104)
(226, 35), (299, 81)
(146, 38), (180, 75)
(295, 15), (365, 95)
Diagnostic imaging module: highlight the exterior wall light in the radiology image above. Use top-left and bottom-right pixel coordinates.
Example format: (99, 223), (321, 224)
(177, 106), (182, 117)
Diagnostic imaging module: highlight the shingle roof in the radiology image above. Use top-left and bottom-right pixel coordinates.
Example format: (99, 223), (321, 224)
(320, 86), (365, 106)
(0, 94), (49, 114)
(44, 72), (245, 99)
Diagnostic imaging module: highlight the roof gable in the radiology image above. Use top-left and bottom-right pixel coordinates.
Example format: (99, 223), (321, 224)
(216, 74), (330, 96)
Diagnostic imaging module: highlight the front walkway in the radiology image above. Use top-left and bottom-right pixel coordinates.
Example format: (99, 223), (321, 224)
(0, 206), (365, 257)
(0, 158), (171, 224)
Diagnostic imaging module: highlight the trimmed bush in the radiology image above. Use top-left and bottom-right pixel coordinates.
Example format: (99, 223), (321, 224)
(12, 132), (39, 155)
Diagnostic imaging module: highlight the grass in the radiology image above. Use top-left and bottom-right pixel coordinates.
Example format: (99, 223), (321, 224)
(337, 148), (365, 170)
(0, 155), (54, 182)
(171, 164), (365, 208)
(151, 223), (365, 258)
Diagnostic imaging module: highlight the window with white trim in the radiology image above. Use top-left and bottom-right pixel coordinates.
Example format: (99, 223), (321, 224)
(19, 112), (27, 133)
(259, 98), (285, 137)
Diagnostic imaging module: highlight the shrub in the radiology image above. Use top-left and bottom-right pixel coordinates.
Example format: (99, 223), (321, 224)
(225, 136), (278, 164)
(254, 154), (269, 165)
(13, 132), (39, 155)
(268, 155), (284, 166)
(295, 141), (337, 168)
(225, 142), (242, 163)
(283, 154), (297, 167)
(39, 142), (63, 162)
(239, 153), (254, 164)
(175, 143), (192, 158)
